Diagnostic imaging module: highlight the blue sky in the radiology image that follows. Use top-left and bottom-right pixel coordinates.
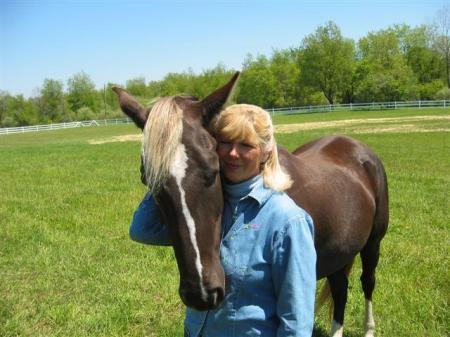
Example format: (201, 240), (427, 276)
(0, 0), (446, 97)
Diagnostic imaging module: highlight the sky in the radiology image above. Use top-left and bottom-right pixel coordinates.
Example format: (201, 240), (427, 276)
(0, 0), (447, 97)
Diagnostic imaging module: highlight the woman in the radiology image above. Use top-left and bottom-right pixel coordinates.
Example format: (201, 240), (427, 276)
(130, 104), (316, 337)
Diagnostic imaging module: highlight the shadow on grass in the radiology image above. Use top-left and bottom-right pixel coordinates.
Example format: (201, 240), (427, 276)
(313, 325), (361, 337)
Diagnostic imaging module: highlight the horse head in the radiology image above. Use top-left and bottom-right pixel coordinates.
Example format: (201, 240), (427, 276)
(112, 72), (239, 311)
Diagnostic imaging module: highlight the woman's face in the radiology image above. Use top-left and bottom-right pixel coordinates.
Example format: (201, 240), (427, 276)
(216, 137), (263, 184)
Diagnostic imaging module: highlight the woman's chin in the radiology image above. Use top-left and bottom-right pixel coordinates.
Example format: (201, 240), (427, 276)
(223, 172), (243, 184)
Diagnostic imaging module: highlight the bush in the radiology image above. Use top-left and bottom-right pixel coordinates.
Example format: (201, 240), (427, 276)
(53, 109), (77, 123)
(434, 87), (450, 100)
(417, 80), (446, 100)
(76, 106), (96, 121)
(1, 115), (18, 127)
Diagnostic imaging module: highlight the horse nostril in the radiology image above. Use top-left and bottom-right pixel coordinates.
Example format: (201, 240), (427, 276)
(216, 287), (224, 304)
(209, 287), (224, 307)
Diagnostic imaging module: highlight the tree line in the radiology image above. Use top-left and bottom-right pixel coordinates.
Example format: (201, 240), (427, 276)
(1, 12), (449, 127)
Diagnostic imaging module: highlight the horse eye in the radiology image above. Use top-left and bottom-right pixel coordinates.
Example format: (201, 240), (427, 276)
(204, 170), (218, 187)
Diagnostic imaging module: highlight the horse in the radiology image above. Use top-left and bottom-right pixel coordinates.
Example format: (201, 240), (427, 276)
(112, 72), (389, 337)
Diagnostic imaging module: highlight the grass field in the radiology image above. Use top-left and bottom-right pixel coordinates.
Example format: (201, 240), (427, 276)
(1, 108), (449, 336)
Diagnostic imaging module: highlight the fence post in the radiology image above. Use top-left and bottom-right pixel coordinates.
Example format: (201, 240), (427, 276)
(419, 100), (421, 109)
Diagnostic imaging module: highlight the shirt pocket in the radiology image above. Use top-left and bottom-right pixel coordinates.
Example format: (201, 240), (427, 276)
(221, 223), (261, 285)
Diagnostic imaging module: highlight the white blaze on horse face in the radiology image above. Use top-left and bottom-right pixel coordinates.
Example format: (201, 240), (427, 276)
(169, 144), (207, 301)
(364, 299), (376, 337)
(331, 320), (344, 337)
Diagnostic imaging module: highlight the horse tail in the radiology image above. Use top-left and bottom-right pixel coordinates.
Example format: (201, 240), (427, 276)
(362, 152), (389, 240)
(315, 261), (354, 320)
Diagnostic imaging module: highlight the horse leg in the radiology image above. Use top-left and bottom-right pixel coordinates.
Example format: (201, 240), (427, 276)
(360, 240), (381, 337)
(328, 267), (349, 337)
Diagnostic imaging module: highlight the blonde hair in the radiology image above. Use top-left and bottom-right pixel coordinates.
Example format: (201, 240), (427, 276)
(142, 97), (183, 191)
(214, 104), (293, 192)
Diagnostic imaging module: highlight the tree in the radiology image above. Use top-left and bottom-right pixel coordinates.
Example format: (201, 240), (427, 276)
(431, 5), (450, 87)
(355, 28), (417, 101)
(0, 91), (9, 126)
(407, 45), (443, 83)
(159, 71), (195, 97)
(40, 78), (64, 121)
(191, 63), (235, 99)
(126, 77), (147, 96)
(1, 94), (39, 126)
(299, 21), (355, 104)
(67, 71), (98, 114)
(237, 54), (282, 108)
(390, 24), (443, 85)
(146, 80), (162, 99)
(105, 82), (120, 110)
(269, 49), (301, 106)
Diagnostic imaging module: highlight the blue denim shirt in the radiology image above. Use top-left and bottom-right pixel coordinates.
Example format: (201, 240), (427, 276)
(130, 176), (316, 337)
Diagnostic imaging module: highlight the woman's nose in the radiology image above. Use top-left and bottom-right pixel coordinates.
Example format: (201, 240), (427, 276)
(228, 144), (239, 158)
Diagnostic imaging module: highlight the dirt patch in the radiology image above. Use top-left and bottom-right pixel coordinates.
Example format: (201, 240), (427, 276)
(87, 115), (450, 143)
(274, 115), (450, 133)
(352, 125), (450, 134)
(89, 134), (141, 144)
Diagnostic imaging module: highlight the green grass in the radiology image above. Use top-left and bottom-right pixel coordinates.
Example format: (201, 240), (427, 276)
(1, 108), (449, 336)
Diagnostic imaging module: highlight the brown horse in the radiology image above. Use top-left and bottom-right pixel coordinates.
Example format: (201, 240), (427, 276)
(113, 72), (388, 337)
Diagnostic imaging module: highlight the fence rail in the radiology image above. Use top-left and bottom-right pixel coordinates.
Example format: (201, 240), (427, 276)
(0, 118), (132, 135)
(267, 99), (449, 115)
(1, 100), (449, 135)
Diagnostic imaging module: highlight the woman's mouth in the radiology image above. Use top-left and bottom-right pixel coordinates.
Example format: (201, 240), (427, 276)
(224, 162), (241, 171)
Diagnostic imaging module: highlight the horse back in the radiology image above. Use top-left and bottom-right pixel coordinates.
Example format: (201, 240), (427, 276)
(279, 135), (388, 279)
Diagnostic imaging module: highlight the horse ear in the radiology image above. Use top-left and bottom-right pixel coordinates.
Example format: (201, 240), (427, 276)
(112, 86), (149, 130)
(200, 71), (240, 124)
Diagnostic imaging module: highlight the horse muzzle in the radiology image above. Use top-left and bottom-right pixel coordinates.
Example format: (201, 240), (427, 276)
(179, 285), (225, 311)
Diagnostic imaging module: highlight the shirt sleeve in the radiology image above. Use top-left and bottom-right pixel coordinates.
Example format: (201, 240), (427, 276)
(271, 213), (317, 337)
(129, 191), (172, 246)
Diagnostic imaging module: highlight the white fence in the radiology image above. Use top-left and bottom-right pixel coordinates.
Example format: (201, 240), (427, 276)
(0, 118), (132, 135)
(267, 99), (450, 115)
(1, 99), (449, 135)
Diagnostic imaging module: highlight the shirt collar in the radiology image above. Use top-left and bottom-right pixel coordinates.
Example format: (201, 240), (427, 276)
(247, 175), (275, 206)
(223, 175), (275, 206)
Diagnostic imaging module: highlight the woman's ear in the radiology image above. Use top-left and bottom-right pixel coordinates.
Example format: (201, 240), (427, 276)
(263, 151), (270, 163)
(260, 149), (270, 168)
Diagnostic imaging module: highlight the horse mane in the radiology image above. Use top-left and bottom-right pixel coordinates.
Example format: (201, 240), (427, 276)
(142, 96), (183, 191)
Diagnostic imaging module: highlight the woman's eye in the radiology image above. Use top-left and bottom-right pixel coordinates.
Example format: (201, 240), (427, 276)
(240, 143), (255, 149)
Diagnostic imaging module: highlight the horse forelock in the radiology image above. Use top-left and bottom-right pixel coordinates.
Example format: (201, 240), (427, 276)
(142, 96), (183, 191)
